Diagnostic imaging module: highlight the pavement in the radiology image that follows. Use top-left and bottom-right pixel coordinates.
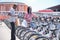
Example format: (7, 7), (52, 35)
(0, 21), (20, 40)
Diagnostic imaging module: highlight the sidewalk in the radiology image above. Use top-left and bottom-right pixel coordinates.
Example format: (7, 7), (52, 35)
(0, 22), (19, 40)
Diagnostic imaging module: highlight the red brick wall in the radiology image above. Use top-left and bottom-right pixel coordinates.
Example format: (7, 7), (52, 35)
(0, 3), (28, 12)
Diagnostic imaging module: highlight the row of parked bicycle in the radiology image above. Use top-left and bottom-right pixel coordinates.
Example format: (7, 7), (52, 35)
(16, 26), (50, 40)
(3, 20), (50, 40)
(26, 16), (60, 40)
(15, 15), (60, 40)
(17, 13), (60, 40)
(3, 13), (60, 40)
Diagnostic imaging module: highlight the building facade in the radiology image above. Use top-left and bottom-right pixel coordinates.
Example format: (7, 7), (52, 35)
(0, 2), (28, 12)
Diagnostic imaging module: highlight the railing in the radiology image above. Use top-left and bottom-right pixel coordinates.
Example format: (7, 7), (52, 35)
(0, 11), (25, 15)
(34, 12), (60, 17)
(0, 11), (9, 15)
(0, 11), (60, 17)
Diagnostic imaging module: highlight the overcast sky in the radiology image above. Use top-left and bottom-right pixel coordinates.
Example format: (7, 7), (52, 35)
(0, 0), (60, 12)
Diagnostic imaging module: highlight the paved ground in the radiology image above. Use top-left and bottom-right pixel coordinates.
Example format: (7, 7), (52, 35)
(0, 21), (20, 40)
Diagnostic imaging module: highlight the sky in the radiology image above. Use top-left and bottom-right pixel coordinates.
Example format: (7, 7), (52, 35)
(0, 0), (60, 12)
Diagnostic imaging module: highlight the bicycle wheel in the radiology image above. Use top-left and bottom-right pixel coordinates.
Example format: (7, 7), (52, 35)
(23, 31), (37, 40)
(28, 34), (41, 40)
(36, 36), (49, 40)
(19, 29), (30, 40)
(15, 26), (26, 36)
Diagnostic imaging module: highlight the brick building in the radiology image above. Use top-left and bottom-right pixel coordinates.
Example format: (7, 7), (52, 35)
(0, 2), (28, 20)
(0, 2), (28, 12)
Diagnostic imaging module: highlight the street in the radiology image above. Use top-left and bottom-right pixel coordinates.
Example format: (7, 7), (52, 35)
(0, 22), (19, 40)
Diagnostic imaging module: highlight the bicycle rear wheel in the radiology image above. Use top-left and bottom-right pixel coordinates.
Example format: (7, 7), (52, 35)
(36, 36), (49, 40)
